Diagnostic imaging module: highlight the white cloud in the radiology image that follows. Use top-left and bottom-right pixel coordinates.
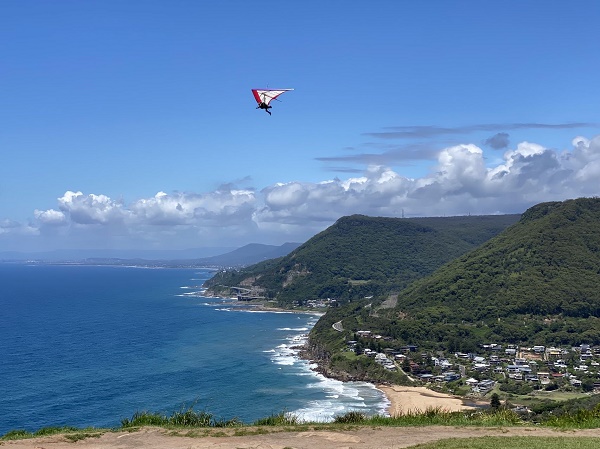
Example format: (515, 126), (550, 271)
(2, 134), (600, 251)
(263, 182), (309, 210)
(33, 209), (67, 226)
(0, 219), (38, 237)
(57, 191), (128, 225)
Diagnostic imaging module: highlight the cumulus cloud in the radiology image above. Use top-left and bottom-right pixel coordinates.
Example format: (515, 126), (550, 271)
(57, 191), (127, 225)
(318, 123), (598, 171)
(33, 209), (67, 226)
(129, 189), (256, 227)
(2, 134), (600, 250)
(0, 219), (38, 237)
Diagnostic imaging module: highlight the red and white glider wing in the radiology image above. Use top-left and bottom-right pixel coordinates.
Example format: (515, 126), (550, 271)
(251, 88), (293, 106)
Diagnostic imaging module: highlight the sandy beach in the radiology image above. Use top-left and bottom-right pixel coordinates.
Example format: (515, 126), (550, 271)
(377, 385), (479, 415)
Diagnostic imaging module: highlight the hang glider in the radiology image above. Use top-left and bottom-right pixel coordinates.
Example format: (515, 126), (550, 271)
(252, 88), (293, 115)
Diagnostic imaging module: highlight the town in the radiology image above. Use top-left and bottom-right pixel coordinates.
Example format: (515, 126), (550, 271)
(348, 330), (600, 399)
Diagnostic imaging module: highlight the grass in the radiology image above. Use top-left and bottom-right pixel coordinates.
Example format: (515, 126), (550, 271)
(543, 405), (600, 429)
(0, 426), (102, 441)
(405, 436), (600, 449)
(120, 407), (243, 429)
(3, 405), (600, 441)
(252, 411), (300, 426)
(334, 407), (524, 427)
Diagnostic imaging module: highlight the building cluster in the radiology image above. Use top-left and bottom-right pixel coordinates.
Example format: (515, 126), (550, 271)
(349, 331), (600, 393)
(306, 298), (337, 308)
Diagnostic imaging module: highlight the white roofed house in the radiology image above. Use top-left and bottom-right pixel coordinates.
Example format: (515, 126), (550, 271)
(537, 372), (551, 385)
(432, 357), (453, 369)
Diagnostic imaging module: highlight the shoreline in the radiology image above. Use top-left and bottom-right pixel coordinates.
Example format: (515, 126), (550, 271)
(376, 385), (483, 416)
(201, 294), (482, 418)
(198, 293), (325, 315)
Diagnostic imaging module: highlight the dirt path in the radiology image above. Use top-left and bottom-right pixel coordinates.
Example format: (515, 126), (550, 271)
(4, 426), (600, 449)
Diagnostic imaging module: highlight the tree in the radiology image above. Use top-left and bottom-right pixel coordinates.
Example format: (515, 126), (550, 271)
(582, 378), (595, 393)
(490, 393), (501, 409)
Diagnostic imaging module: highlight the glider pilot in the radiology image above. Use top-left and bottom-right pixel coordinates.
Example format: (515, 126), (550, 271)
(257, 101), (272, 115)
(251, 88), (293, 116)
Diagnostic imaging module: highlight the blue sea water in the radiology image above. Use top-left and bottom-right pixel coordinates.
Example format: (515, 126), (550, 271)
(0, 264), (388, 434)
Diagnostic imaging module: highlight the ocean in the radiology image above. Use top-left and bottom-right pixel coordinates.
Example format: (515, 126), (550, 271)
(0, 264), (388, 434)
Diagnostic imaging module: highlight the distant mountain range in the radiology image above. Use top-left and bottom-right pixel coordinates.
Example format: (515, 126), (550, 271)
(195, 242), (301, 267)
(0, 242), (302, 267)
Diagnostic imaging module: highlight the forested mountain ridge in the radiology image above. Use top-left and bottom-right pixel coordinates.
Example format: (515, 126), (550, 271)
(298, 198), (600, 386)
(363, 197), (600, 349)
(204, 214), (520, 305)
(394, 198), (600, 317)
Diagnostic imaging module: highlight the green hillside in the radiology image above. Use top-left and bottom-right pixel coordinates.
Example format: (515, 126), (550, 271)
(204, 214), (519, 306)
(369, 197), (600, 349)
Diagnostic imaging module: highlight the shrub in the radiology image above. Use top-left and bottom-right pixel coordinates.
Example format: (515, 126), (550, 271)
(253, 412), (299, 426)
(333, 411), (367, 423)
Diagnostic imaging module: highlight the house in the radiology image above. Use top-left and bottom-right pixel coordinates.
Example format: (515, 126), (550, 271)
(506, 364), (521, 373)
(478, 380), (496, 392)
(546, 347), (563, 360)
(481, 343), (502, 351)
(432, 357), (453, 369)
(402, 345), (418, 352)
(518, 365), (532, 374)
(537, 371), (551, 385)
(465, 378), (479, 387)
(444, 372), (461, 382)
(473, 363), (490, 371)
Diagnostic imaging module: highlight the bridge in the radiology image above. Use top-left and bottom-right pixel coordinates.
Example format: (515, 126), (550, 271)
(229, 286), (265, 301)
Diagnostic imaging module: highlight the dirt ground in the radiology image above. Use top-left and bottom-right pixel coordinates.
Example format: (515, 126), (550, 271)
(4, 426), (600, 449)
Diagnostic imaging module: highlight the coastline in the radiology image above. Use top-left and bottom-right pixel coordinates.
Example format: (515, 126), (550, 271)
(377, 385), (480, 416)
(199, 292), (325, 315)
(201, 294), (480, 418)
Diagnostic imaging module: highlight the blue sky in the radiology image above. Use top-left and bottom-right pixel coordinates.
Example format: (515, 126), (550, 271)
(2, 1), (599, 253)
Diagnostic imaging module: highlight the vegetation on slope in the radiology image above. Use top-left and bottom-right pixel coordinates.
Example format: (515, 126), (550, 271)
(378, 197), (600, 349)
(298, 198), (600, 386)
(204, 214), (519, 306)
